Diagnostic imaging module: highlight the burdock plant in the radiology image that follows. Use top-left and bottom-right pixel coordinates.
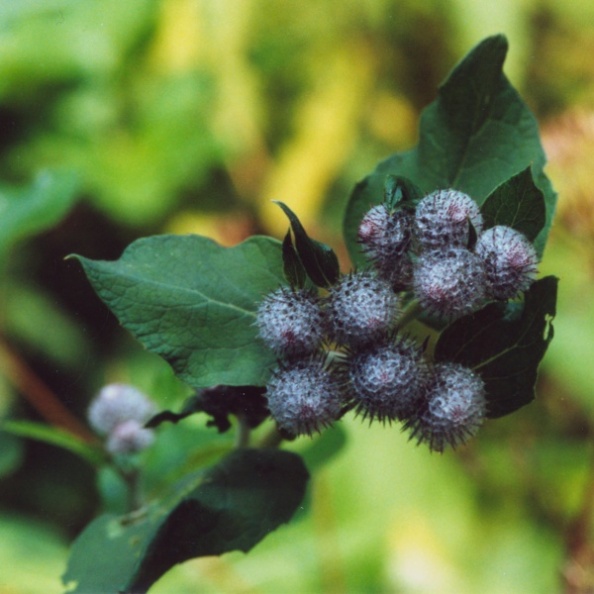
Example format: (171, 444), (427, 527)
(61, 36), (557, 593)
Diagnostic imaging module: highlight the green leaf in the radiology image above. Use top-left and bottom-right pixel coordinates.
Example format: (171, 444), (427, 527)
(274, 201), (340, 288)
(481, 167), (546, 249)
(434, 276), (558, 418)
(281, 229), (307, 289)
(383, 175), (424, 212)
(63, 448), (309, 594)
(0, 170), (78, 257)
(344, 35), (556, 266)
(71, 235), (286, 389)
(299, 423), (347, 472)
(467, 218), (478, 250)
(1, 420), (105, 466)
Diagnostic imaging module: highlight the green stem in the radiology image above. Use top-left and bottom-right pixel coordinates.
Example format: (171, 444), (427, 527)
(234, 414), (251, 449)
(257, 425), (284, 449)
(118, 465), (143, 513)
(109, 453), (143, 513)
(397, 298), (423, 329)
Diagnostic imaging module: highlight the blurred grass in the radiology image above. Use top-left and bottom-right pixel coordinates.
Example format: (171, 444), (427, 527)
(0, 1), (594, 593)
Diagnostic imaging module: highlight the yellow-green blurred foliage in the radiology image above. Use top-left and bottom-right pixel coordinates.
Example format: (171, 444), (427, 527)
(2, 1), (594, 593)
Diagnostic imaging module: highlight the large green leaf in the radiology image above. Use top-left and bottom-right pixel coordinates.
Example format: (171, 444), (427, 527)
(71, 235), (286, 388)
(434, 276), (558, 418)
(63, 448), (309, 594)
(0, 170), (78, 256)
(344, 35), (556, 267)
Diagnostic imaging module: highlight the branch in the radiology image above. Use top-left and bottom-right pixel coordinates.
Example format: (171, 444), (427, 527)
(0, 337), (97, 443)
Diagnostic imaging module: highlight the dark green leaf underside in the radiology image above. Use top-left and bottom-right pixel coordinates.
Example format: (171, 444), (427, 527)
(435, 276), (558, 418)
(63, 448), (309, 594)
(147, 385), (269, 433)
(274, 201), (340, 288)
(481, 167), (546, 249)
(281, 229), (307, 288)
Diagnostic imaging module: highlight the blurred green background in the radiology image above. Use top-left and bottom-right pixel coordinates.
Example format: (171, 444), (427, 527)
(1, 1), (594, 593)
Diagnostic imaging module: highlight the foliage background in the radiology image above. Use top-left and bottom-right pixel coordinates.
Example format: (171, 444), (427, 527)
(1, 1), (594, 592)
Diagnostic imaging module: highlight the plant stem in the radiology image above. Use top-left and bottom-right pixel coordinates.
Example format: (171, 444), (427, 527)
(234, 414), (251, 449)
(397, 298), (423, 329)
(0, 336), (97, 443)
(118, 465), (143, 513)
(257, 425), (284, 449)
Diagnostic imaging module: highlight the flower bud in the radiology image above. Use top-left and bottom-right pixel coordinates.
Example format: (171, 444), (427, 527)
(88, 384), (156, 436)
(256, 287), (325, 358)
(475, 225), (538, 300)
(358, 204), (414, 289)
(413, 248), (487, 321)
(105, 419), (155, 455)
(265, 357), (344, 437)
(326, 272), (399, 348)
(347, 337), (426, 422)
(406, 363), (486, 452)
(415, 189), (483, 251)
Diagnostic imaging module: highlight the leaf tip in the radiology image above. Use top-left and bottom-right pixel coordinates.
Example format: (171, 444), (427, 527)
(491, 33), (508, 46)
(476, 33), (509, 54)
